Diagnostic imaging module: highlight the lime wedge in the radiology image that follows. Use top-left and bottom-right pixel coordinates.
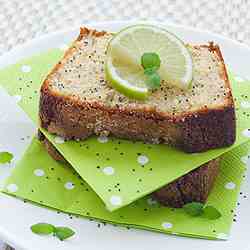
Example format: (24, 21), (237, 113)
(105, 24), (193, 99)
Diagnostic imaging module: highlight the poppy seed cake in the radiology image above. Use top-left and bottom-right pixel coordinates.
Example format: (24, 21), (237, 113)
(39, 27), (236, 153)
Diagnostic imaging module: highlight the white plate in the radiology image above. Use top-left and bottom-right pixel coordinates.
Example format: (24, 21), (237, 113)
(0, 20), (249, 250)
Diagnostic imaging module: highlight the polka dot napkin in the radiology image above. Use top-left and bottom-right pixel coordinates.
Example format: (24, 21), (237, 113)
(0, 47), (249, 239)
(0, 49), (250, 212)
(3, 136), (249, 240)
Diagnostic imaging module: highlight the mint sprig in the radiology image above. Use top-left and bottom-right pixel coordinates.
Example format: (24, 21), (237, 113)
(0, 152), (13, 164)
(31, 223), (75, 241)
(141, 52), (161, 90)
(183, 202), (222, 220)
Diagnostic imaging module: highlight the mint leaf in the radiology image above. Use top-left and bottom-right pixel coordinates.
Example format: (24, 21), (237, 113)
(147, 72), (161, 89)
(31, 223), (75, 241)
(0, 152), (13, 164)
(55, 227), (75, 241)
(144, 67), (158, 75)
(141, 52), (161, 90)
(31, 223), (55, 235)
(183, 203), (222, 220)
(141, 52), (161, 70)
(183, 202), (204, 216)
(203, 206), (222, 220)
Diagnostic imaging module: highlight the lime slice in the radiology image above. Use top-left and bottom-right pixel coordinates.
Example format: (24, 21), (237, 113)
(105, 24), (193, 99)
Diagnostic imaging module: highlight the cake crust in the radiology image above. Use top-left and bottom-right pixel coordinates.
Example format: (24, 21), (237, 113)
(152, 158), (220, 208)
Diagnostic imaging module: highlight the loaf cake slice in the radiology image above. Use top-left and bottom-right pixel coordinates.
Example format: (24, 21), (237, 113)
(39, 27), (236, 153)
(38, 130), (219, 208)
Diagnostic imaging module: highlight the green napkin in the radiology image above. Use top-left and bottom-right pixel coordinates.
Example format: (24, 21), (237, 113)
(0, 50), (250, 211)
(3, 137), (249, 240)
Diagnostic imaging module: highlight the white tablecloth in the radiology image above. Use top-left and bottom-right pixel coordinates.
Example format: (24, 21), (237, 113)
(1, 0), (250, 249)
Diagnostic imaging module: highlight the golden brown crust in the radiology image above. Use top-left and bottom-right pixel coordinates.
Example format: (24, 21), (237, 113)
(152, 158), (220, 208)
(181, 106), (235, 152)
(39, 89), (235, 152)
(39, 27), (236, 153)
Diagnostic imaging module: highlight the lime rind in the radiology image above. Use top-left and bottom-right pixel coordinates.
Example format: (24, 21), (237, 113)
(105, 58), (149, 100)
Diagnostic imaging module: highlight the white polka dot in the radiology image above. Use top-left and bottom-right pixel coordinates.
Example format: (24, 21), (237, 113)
(147, 197), (157, 205)
(102, 166), (115, 175)
(241, 101), (250, 109)
(137, 155), (149, 165)
(59, 44), (69, 51)
(97, 135), (108, 143)
(6, 183), (18, 193)
(242, 128), (250, 138)
(235, 76), (244, 82)
(110, 195), (122, 206)
(13, 95), (22, 103)
(54, 136), (65, 144)
(34, 169), (45, 177)
(241, 155), (249, 164)
(162, 222), (173, 229)
(225, 182), (236, 190)
(64, 182), (75, 190)
(21, 65), (31, 73)
(217, 233), (228, 240)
